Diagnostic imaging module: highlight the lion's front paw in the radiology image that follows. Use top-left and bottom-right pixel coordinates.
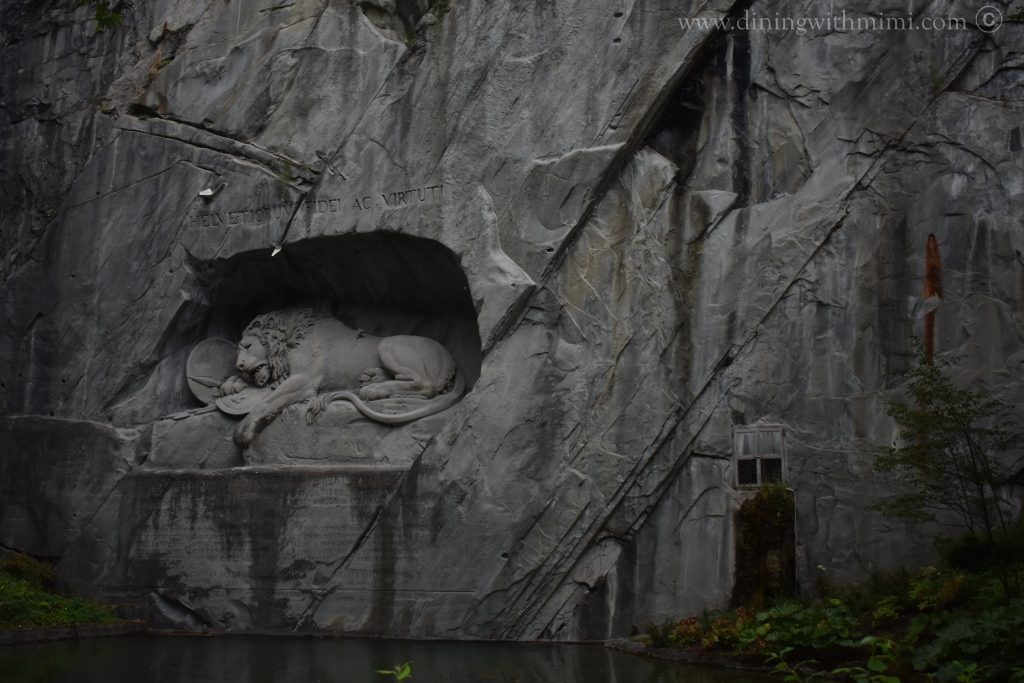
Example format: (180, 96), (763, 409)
(219, 376), (248, 396)
(359, 367), (388, 387)
(234, 415), (257, 447)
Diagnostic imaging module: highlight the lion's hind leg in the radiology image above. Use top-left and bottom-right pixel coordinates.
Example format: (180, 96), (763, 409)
(359, 336), (453, 401)
(358, 374), (424, 401)
(359, 367), (388, 387)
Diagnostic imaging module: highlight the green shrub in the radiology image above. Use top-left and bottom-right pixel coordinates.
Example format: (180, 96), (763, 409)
(732, 482), (796, 608)
(942, 526), (1024, 578)
(832, 636), (902, 683)
(909, 567), (967, 611)
(640, 609), (759, 651)
(698, 609), (753, 650)
(752, 599), (861, 654)
(74, 0), (126, 31)
(871, 596), (901, 625)
(0, 553), (55, 590)
(0, 570), (120, 630)
(826, 569), (914, 624)
(635, 559), (1024, 680)
(668, 615), (702, 645)
(877, 354), (1022, 565)
(643, 620), (677, 648)
(910, 599), (1024, 681)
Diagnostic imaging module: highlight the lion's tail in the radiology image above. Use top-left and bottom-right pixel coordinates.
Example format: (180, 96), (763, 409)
(320, 371), (466, 425)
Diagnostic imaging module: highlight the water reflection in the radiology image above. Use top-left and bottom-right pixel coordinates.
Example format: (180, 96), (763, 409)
(0, 636), (773, 683)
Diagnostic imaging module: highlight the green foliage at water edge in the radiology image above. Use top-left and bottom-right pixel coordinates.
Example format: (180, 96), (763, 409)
(0, 564), (120, 631)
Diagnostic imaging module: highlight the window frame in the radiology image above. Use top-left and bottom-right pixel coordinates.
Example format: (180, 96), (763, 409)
(733, 424), (787, 488)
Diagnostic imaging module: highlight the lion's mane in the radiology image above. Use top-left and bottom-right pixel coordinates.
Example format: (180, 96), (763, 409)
(241, 308), (316, 383)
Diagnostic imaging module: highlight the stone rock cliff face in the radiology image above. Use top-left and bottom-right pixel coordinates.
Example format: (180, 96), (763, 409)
(1, 0), (1023, 638)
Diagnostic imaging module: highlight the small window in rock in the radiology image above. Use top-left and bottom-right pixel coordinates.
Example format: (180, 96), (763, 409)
(734, 425), (786, 487)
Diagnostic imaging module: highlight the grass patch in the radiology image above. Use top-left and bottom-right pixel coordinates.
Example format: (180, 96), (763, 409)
(0, 556), (120, 631)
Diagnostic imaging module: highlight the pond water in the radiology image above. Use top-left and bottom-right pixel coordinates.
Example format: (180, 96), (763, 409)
(0, 636), (773, 683)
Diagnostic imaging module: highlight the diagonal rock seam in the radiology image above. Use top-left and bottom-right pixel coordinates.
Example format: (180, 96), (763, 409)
(480, 22), (991, 640)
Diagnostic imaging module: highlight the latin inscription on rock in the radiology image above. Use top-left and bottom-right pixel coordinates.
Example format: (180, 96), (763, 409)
(184, 184), (443, 229)
(121, 469), (414, 590)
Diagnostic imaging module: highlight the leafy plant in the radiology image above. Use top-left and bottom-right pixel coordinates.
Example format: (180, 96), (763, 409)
(765, 646), (821, 683)
(910, 599), (1024, 681)
(668, 615), (702, 645)
(0, 553), (55, 590)
(74, 0), (130, 31)
(0, 570), (120, 630)
(376, 662), (413, 681)
(703, 608), (753, 649)
(752, 599), (860, 654)
(646, 621), (674, 647)
(871, 596), (901, 625)
(908, 567), (965, 611)
(941, 523), (1024, 578)
(733, 482), (797, 609)
(832, 636), (901, 683)
(643, 620), (678, 647)
(640, 560), (1024, 681)
(948, 661), (987, 683)
(877, 354), (1021, 546)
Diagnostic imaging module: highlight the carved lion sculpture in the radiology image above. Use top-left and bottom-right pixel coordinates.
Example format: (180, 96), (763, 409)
(217, 308), (464, 447)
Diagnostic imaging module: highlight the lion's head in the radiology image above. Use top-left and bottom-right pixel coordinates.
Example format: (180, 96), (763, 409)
(237, 308), (316, 386)
(235, 335), (271, 386)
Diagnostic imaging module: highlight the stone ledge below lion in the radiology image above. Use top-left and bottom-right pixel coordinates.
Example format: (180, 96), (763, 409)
(147, 401), (450, 469)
